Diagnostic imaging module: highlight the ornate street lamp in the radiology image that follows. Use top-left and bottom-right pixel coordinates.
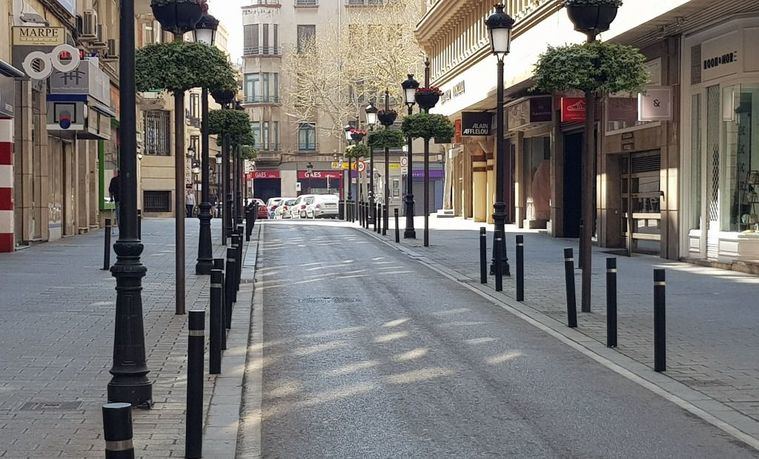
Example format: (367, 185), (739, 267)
(151, 0), (204, 315)
(215, 152), (222, 218)
(344, 125), (354, 208)
(109, 0), (152, 407)
(192, 10), (219, 275)
(401, 74), (419, 239)
(486, 3), (515, 277)
(211, 89), (236, 245)
(379, 90), (397, 231)
(365, 101), (378, 224)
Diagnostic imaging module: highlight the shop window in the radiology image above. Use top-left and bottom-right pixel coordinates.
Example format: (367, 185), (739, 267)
(690, 94), (702, 230)
(144, 191), (172, 212)
(144, 110), (171, 156)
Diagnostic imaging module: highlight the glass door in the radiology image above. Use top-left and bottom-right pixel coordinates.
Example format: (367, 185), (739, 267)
(621, 151), (662, 254)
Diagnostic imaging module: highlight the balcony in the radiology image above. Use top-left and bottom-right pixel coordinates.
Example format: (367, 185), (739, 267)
(295, 0), (318, 6)
(255, 143), (281, 152)
(344, 0), (383, 6)
(243, 95), (280, 105)
(297, 143), (318, 152)
(243, 46), (281, 57)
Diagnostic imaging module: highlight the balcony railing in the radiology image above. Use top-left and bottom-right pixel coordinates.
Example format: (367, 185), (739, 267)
(243, 95), (280, 104)
(297, 143), (318, 152)
(243, 46), (281, 56)
(345, 0), (383, 6)
(255, 143), (281, 152)
(295, 0), (318, 6)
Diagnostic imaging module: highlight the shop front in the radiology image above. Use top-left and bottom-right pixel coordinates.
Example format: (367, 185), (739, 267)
(298, 170), (341, 196)
(251, 170), (281, 202)
(682, 18), (759, 266)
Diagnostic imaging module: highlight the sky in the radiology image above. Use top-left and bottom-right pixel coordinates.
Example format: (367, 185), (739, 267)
(208, 1), (245, 64)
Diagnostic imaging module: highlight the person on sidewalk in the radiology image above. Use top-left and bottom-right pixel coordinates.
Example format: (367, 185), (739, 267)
(186, 190), (196, 218)
(108, 170), (120, 233)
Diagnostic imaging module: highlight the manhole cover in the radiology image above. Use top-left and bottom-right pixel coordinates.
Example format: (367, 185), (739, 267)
(19, 401), (83, 411)
(297, 297), (359, 304)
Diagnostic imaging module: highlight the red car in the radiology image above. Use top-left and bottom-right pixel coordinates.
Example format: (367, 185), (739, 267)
(253, 199), (268, 219)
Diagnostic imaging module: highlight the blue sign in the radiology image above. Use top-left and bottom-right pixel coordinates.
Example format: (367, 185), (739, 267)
(56, 0), (76, 15)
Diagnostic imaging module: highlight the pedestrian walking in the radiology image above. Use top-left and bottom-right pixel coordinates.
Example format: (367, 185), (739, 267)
(186, 190), (196, 218)
(210, 194), (218, 218)
(108, 170), (120, 233)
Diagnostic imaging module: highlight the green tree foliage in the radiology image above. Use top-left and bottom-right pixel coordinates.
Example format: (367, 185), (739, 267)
(345, 143), (369, 159)
(136, 41), (237, 93)
(401, 113), (454, 142)
(533, 41), (648, 95)
(367, 129), (405, 149)
(208, 109), (254, 148)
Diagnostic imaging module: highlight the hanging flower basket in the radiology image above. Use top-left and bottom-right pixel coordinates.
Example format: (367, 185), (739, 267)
(150, 0), (205, 35)
(415, 87), (443, 110)
(349, 128), (367, 142)
(565, 0), (622, 36)
(211, 88), (236, 106)
(368, 129), (405, 149)
(377, 109), (398, 127)
(402, 112), (454, 142)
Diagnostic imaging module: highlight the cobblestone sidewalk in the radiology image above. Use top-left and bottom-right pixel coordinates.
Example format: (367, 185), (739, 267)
(372, 215), (759, 440)
(0, 218), (246, 458)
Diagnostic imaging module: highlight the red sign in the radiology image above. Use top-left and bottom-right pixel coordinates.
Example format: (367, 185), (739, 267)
(249, 170), (280, 180)
(561, 97), (586, 123)
(298, 170), (342, 179)
(454, 118), (462, 144)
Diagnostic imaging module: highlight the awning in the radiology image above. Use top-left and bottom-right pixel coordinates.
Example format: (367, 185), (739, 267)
(0, 59), (24, 78)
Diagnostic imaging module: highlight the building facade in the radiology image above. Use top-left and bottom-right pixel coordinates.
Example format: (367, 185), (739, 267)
(416, 0), (759, 265)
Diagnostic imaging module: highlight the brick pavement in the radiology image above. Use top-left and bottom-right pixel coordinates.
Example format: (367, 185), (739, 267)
(0, 218), (250, 458)
(372, 215), (759, 435)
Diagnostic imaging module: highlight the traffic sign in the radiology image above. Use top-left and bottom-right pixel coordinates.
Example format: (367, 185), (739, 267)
(401, 166), (408, 175)
(357, 160), (366, 173)
(400, 156), (408, 167)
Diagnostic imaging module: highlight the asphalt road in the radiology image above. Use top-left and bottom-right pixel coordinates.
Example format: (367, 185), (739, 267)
(258, 221), (756, 458)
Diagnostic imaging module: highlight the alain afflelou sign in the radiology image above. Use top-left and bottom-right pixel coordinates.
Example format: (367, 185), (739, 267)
(461, 112), (493, 136)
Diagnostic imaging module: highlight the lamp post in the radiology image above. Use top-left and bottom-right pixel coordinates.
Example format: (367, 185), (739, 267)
(401, 74), (419, 239)
(365, 101), (378, 224)
(215, 152), (222, 217)
(212, 88), (235, 244)
(344, 125), (354, 215)
(192, 11), (218, 275)
(486, 3), (515, 277)
(151, 0), (204, 316)
(109, 0), (152, 407)
(234, 100), (245, 224)
(379, 89), (396, 231)
(306, 161), (314, 193)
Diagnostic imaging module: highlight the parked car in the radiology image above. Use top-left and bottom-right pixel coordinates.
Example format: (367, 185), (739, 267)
(290, 195), (315, 219)
(274, 198), (297, 219)
(266, 197), (284, 218)
(306, 194), (339, 219)
(253, 198), (268, 219)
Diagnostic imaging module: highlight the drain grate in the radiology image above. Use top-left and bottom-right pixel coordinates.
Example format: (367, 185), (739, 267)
(297, 297), (359, 304)
(19, 401), (83, 411)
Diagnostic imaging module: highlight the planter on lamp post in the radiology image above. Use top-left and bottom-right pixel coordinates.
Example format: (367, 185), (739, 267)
(565, 0), (621, 37)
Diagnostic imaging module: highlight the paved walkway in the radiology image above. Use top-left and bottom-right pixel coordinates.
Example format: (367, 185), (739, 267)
(0, 218), (254, 458)
(355, 213), (759, 447)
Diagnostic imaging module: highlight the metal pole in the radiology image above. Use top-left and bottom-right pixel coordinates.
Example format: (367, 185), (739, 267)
(491, 57), (510, 277)
(196, 87), (213, 275)
(394, 208), (400, 243)
(564, 248), (578, 328)
(137, 210), (141, 240)
(423, 61), (431, 247)
(102, 402), (134, 458)
(654, 269), (666, 372)
(210, 269), (223, 374)
(369, 144), (374, 225)
(103, 218), (112, 271)
(224, 248), (235, 331)
(581, 32), (597, 313)
(186, 310), (204, 458)
(382, 204), (387, 236)
(213, 258), (227, 350)
(516, 235), (524, 301)
(222, 133), (230, 245)
(173, 35), (186, 317)
(480, 227), (487, 284)
(384, 90), (391, 232)
(495, 235), (503, 292)
(404, 103), (416, 239)
(109, 0), (151, 407)
(606, 258), (618, 347)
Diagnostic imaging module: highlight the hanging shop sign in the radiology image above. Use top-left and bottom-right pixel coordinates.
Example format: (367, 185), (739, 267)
(454, 119), (462, 144)
(638, 87), (672, 121)
(12, 27), (65, 47)
(560, 97), (585, 123)
(506, 96), (553, 131)
(461, 112), (493, 136)
(297, 170), (342, 179)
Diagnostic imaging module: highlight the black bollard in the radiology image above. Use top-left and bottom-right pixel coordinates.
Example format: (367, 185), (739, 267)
(213, 259), (227, 351)
(654, 269), (666, 372)
(516, 235), (524, 301)
(137, 210), (142, 240)
(394, 208), (400, 243)
(494, 236), (503, 292)
(102, 402), (134, 459)
(186, 310), (204, 458)
(479, 227), (487, 284)
(606, 258), (618, 348)
(245, 207), (253, 242)
(564, 248), (578, 328)
(103, 218), (112, 271)
(382, 205), (387, 236)
(224, 248), (235, 331)
(210, 269), (224, 374)
(376, 204), (381, 234)
(235, 226), (244, 290)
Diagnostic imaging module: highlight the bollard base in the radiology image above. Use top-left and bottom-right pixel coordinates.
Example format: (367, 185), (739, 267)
(107, 378), (153, 410)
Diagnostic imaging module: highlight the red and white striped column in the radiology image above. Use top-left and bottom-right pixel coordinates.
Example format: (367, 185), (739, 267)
(0, 118), (14, 252)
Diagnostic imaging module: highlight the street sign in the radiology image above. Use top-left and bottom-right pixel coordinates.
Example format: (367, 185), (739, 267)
(296, 182), (302, 191)
(401, 166), (408, 175)
(400, 157), (408, 167)
(357, 160), (366, 172)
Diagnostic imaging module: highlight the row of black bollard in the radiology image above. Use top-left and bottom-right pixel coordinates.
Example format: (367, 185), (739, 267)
(394, 208), (400, 243)
(103, 218), (112, 271)
(186, 310), (204, 458)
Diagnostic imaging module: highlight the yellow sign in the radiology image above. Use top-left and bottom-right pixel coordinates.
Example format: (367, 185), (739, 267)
(12, 27), (66, 46)
(389, 163), (400, 170)
(331, 161), (359, 171)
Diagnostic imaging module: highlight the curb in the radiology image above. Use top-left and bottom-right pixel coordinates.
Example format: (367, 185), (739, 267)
(203, 223), (262, 457)
(352, 224), (759, 451)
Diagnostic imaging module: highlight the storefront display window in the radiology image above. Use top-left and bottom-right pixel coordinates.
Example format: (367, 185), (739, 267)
(690, 94), (701, 230)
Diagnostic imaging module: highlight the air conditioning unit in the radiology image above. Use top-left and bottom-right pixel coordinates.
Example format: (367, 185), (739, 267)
(78, 9), (98, 41)
(103, 39), (119, 61)
(93, 24), (108, 49)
